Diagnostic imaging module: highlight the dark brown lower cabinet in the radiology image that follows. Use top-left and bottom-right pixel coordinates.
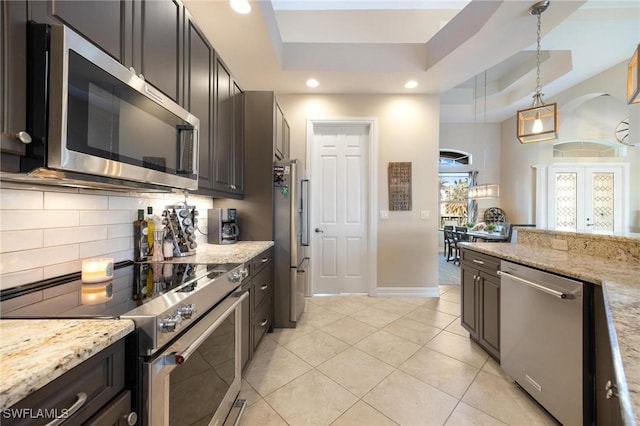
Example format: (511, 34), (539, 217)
(594, 286), (623, 426)
(4, 338), (131, 426)
(460, 248), (501, 360)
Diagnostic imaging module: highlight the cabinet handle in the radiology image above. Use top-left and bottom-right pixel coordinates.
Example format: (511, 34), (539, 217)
(260, 285), (268, 290)
(260, 319), (269, 327)
(16, 131), (32, 144)
(44, 392), (87, 426)
(261, 258), (269, 263)
(472, 259), (485, 265)
(124, 411), (138, 426)
(473, 274), (477, 281)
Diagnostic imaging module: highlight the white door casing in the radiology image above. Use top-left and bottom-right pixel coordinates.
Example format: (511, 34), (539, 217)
(306, 119), (377, 295)
(535, 163), (628, 232)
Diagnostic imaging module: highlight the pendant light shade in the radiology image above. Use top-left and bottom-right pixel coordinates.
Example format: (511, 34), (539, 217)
(468, 184), (500, 200)
(516, 1), (558, 143)
(627, 44), (639, 104)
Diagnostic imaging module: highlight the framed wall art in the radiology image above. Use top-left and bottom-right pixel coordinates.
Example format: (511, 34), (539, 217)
(388, 162), (412, 211)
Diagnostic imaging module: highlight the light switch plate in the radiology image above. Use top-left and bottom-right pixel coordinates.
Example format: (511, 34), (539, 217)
(380, 210), (389, 220)
(420, 210), (429, 220)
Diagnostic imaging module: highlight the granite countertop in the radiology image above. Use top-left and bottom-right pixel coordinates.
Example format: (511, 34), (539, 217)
(461, 242), (640, 425)
(0, 241), (273, 411)
(163, 241), (274, 264)
(0, 319), (135, 410)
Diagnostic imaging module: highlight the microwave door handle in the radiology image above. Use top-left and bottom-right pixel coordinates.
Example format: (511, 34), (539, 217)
(176, 125), (197, 176)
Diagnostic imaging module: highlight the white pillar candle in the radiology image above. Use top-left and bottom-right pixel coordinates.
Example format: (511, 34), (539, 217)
(81, 258), (114, 283)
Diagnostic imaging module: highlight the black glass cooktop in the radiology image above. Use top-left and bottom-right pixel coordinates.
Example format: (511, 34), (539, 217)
(0, 262), (238, 319)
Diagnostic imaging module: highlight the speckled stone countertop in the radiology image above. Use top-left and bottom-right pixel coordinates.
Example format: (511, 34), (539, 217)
(460, 242), (640, 425)
(0, 319), (134, 410)
(162, 241), (274, 264)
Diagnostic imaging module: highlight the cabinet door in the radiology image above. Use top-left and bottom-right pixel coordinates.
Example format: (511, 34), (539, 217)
(232, 81), (244, 193)
(275, 103), (284, 160)
(30, 0), (129, 63)
(283, 117), (290, 159)
(184, 11), (214, 191)
(460, 264), (478, 338)
(134, 0), (182, 102)
(479, 273), (500, 359)
(213, 57), (233, 192)
(1, 0), (28, 164)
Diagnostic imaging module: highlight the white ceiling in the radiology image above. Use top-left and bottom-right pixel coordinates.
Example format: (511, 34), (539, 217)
(184, 0), (640, 123)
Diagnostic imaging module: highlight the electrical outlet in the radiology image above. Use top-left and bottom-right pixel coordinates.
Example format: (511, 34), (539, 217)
(380, 210), (389, 220)
(551, 239), (568, 251)
(420, 210), (430, 220)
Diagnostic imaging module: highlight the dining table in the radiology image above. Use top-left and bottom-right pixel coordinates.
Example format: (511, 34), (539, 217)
(465, 230), (510, 242)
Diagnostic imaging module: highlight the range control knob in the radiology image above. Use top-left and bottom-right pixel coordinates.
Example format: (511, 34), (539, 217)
(177, 304), (197, 319)
(159, 314), (182, 333)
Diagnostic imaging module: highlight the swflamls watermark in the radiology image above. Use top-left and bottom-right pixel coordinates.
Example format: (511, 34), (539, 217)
(2, 408), (70, 420)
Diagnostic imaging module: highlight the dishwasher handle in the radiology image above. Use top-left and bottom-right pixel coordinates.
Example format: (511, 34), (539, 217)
(498, 270), (571, 299)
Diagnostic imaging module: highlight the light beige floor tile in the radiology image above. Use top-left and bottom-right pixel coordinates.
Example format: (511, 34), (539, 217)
(268, 321), (317, 346)
(462, 371), (557, 425)
(330, 400), (398, 426)
(422, 298), (461, 316)
(243, 345), (312, 397)
(444, 318), (469, 338)
(439, 285), (459, 294)
(239, 379), (260, 407)
(354, 330), (421, 367)
(399, 347), (479, 398)
(298, 305), (346, 328)
(387, 296), (429, 306)
(444, 402), (508, 426)
(283, 329), (350, 366)
(321, 316), (377, 345)
(238, 398), (288, 426)
(317, 347), (395, 397)
(350, 306), (401, 329)
(439, 288), (461, 304)
(253, 334), (280, 355)
(372, 299), (419, 316)
(363, 370), (458, 426)
(382, 317), (442, 345)
(404, 306), (458, 329)
(426, 331), (489, 368)
(481, 357), (510, 380)
(321, 298), (370, 316)
(265, 370), (358, 426)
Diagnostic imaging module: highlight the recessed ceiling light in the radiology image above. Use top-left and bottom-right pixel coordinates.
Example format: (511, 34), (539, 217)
(405, 80), (418, 89)
(306, 79), (319, 88)
(230, 0), (251, 14)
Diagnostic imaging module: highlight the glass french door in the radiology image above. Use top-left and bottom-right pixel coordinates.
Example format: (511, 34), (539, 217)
(545, 165), (625, 232)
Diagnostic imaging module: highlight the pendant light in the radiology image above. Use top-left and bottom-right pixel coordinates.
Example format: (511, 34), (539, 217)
(627, 44), (639, 104)
(516, 1), (558, 143)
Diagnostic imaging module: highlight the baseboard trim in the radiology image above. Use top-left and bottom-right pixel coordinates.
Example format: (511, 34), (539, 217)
(373, 287), (440, 297)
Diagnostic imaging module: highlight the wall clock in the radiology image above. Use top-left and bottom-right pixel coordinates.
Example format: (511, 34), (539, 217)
(614, 117), (629, 144)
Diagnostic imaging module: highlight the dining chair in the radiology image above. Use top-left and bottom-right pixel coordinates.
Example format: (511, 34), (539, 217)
(443, 225), (454, 258)
(443, 228), (459, 263)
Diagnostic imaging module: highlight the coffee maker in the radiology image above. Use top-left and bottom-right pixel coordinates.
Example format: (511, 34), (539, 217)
(208, 208), (240, 244)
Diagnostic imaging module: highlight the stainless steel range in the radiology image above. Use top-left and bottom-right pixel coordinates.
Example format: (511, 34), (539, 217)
(1, 261), (250, 426)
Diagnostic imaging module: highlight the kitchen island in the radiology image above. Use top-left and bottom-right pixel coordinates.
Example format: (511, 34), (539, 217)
(461, 230), (640, 426)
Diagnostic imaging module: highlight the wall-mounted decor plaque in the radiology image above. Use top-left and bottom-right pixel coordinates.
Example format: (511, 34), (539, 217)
(388, 162), (412, 211)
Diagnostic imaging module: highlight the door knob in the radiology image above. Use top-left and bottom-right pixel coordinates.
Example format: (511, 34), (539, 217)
(314, 228), (324, 233)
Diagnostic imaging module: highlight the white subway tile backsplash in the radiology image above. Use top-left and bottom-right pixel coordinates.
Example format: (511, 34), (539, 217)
(0, 189), (43, 209)
(0, 211), (79, 231)
(44, 192), (108, 210)
(44, 226), (108, 246)
(0, 245), (80, 275)
(80, 237), (131, 258)
(0, 230), (43, 253)
(0, 189), (215, 286)
(0, 268), (44, 290)
(80, 210), (130, 226)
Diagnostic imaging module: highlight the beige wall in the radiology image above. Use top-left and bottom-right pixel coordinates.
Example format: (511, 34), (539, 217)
(499, 62), (640, 232)
(278, 94), (440, 293)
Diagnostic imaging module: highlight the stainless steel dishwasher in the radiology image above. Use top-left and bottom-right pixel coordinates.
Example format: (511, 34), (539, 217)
(499, 260), (584, 426)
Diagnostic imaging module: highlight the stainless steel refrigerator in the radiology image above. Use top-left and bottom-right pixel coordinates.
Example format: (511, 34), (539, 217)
(273, 159), (309, 328)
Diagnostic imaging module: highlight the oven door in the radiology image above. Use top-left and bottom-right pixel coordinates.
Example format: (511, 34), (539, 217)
(144, 291), (248, 426)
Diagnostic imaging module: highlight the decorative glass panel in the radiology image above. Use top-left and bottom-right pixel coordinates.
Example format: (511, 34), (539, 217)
(555, 173), (577, 231)
(591, 173), (614, 233)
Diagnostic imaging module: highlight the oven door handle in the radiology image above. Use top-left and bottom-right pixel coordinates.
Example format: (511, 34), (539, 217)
(165, 291), (248, 364)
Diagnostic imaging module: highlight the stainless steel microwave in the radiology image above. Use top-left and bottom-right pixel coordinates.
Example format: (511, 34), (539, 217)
(2, 23), (199, 192)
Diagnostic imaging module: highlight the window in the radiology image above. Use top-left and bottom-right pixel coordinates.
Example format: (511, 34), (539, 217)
(439, 150), (471, 166)
(439, 173), (472, 227)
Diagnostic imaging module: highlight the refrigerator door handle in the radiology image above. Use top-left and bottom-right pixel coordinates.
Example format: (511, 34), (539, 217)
(301, 179), (310, 246)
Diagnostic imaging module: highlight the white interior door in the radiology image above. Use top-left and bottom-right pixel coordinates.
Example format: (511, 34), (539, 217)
(310, 123), (369, 294)
(546, 165), (625, 232)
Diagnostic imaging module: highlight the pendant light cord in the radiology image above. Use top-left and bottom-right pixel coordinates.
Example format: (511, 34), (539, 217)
(535, 11), (542, 97)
